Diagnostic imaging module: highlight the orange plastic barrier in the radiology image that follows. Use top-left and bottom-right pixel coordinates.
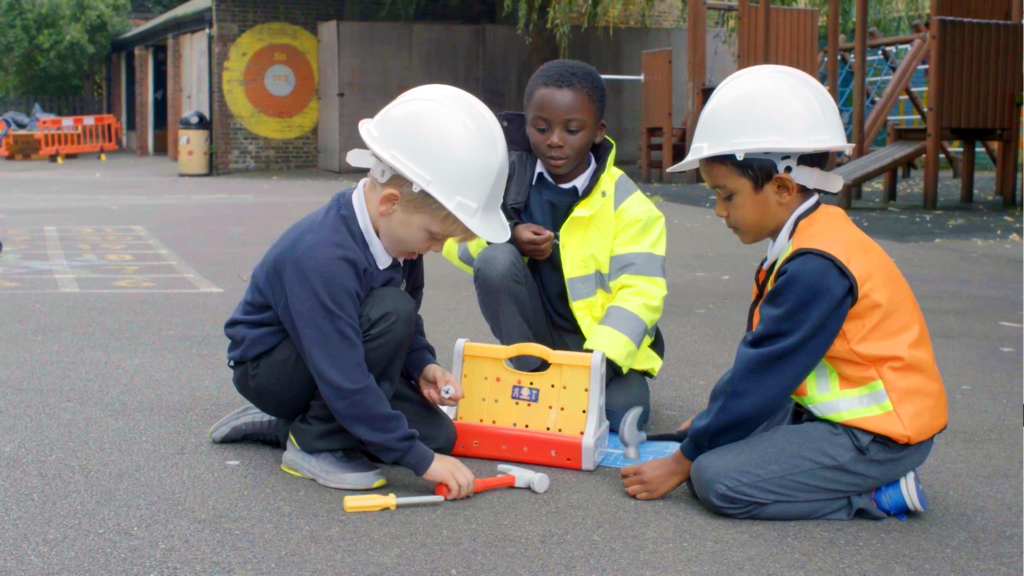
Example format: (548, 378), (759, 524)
(0, 118), (11, 158)
(36, 115), (121, 157)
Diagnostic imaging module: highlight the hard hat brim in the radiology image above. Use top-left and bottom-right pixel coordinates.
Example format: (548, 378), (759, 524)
(470, 206), (512, 244)
(667, 143), (855, 174)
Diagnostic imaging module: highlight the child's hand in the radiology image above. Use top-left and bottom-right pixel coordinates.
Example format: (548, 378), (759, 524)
(620, 450), (692, 500)
(423, 454), (476, 500)
(512, 223), (555, 260)
(678, 415), (694, 431)
(418, 364), (462, 406)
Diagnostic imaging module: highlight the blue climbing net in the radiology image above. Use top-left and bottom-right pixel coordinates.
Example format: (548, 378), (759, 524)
(818, 42), (929, 148)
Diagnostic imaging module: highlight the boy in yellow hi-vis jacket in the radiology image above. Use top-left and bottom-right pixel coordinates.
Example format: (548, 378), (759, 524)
(443, 60), (667, 431)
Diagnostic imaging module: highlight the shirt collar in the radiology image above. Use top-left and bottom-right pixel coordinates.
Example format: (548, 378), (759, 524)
(533, 153), (597, 196)
(764, 193), (820, 270)
(353, 178), (397, 271)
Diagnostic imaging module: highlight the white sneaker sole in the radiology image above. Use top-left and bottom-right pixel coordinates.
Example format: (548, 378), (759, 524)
(280, 450), (386, 491)
(899, 471), (925, 513)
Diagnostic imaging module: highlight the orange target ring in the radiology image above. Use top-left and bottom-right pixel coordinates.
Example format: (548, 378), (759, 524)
(243, 44), (316, 119)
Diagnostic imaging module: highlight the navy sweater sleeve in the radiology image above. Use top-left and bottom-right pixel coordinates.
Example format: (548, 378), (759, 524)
(679, 253), (855, 462)
(402, 259), (437, 383)
(283, 247), (435, 476)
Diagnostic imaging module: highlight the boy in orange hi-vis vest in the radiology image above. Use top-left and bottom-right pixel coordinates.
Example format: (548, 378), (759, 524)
(619, 65), (948, 520)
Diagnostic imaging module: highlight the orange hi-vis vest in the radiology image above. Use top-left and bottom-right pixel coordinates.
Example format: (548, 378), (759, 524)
(751, 204), (948, 445)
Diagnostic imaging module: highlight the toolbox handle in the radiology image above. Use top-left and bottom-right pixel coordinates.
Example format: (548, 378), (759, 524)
(501, 342), (555, 362)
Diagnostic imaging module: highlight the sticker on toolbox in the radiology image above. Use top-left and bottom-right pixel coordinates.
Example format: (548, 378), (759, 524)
(510, 385), (540, 402)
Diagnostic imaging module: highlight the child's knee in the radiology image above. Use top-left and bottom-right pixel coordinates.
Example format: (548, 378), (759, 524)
(605, 372), (650, 432)
(689, 455), (741, 516)
(425, 416), (457, 455)
(472, 243), (524, 287)
(363, 287), (416, 336)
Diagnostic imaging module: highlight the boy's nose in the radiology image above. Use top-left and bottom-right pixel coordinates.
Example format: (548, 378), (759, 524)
(713, 200), (728, 219)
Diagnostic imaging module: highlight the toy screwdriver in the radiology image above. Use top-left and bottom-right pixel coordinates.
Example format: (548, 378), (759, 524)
(343, 493), (445, 513)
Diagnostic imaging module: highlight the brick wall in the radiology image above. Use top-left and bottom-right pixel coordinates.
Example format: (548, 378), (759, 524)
(110, 53), (124, 147)
(644, 0), (686, 28)
(168, 36), (182, 162)
(134, 46), (150, 156)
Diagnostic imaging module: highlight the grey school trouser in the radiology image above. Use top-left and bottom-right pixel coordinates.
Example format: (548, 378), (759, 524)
(688, 401), (935, 520)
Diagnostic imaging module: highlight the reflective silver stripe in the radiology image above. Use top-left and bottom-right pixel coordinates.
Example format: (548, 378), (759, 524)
(598, 306), (649, 348)
(804, 387), (891, 419)
(567, 270), (610, 302)
(609, 253), (665, 281)
(812, 362), (832, 395)
(566, 253), (665, 302)
(646, 324), (658, 339)
(457, 244), (475, 269)
(614, 174), (639, 210)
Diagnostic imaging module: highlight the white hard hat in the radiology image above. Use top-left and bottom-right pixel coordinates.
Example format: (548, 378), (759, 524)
(347, 84), (510, 243)
(668, 65), (853, 193)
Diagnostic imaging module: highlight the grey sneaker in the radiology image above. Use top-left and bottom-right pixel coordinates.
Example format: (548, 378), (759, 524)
(208, 404), (285, 447)
(280, 437), (386, 490)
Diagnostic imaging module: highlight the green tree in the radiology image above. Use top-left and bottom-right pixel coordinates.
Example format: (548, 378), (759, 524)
(0, 0), (130, 98)
(381, 0), (655, 63)
(772, 0), (930, 39)
(503, 0), (655, 60)
(500, 0), (931, 59)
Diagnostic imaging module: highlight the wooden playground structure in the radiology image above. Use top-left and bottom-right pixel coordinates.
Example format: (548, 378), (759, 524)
(640, 0), (821, 184)
(637, 0), (1023, 209)
(832, 0), (1022, 208)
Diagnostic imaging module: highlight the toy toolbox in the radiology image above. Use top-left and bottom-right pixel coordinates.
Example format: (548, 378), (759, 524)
(443, 339), (609, 471)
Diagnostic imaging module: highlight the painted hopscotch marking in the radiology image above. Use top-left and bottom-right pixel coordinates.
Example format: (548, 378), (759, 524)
(132, 226), (220, 292)
(44, 227), (79, 292)
(0, 226), (222, 294)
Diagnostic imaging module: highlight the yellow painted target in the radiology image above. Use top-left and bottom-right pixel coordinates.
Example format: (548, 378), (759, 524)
(222, 23), (319, 140)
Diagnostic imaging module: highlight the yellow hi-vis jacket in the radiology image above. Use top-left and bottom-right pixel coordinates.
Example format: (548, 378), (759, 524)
(442, 113), (667, 375)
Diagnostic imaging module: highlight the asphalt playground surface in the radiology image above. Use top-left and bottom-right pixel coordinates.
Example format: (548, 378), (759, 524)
(1, 152), (1021, 575)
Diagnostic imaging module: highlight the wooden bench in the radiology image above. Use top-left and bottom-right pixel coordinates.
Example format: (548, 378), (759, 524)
(834, 127), (927, 207)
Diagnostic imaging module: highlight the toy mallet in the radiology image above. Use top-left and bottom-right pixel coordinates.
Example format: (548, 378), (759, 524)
(434, 464), (550, 499)
(343, 493), (445, 513)
(619, 406), (690, 461)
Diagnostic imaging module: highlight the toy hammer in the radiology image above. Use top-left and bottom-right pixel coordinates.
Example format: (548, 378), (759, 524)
(619, 406), (690, 461)
(434, 464), (550, 499)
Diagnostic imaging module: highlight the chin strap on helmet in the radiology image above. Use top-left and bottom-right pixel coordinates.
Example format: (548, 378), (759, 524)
(345, 148), (423, 193)
(742, 151), (845, 194)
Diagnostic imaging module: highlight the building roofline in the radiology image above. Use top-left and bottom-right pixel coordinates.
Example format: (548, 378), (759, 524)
(112, 0), (212, 51)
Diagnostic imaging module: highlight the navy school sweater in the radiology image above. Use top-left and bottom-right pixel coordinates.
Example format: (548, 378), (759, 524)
(224, 189), (436, 475)
(520, 172), (586, 334)
(679, 252), (855, 462)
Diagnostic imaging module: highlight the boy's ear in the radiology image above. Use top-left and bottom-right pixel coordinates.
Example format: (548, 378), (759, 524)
(771, 173), (800, 204)
(593, 119), (607, 145)
(377, 186), (401, 216)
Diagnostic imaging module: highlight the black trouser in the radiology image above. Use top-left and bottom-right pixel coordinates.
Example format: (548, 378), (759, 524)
(231, 287), (456, 455)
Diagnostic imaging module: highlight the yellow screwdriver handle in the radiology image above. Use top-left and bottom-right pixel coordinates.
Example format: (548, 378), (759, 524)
(343, 493), (397, 513)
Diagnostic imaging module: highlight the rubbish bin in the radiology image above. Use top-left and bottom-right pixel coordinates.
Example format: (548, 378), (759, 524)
(178, 111), (211, 176)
